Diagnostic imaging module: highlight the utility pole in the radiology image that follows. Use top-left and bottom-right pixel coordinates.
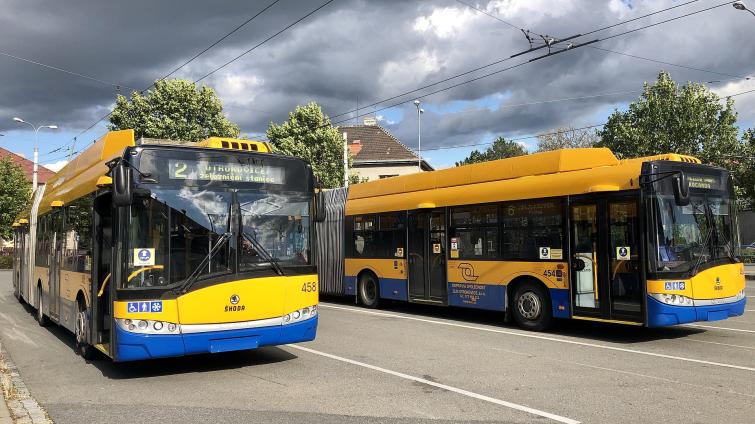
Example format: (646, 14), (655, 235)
(12, 117), (57, 190)
(413, 100), (424, 171)
(343, 131), (349, 187)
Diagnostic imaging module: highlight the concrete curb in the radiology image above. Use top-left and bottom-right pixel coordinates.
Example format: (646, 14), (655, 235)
(0, 342), (51, 424)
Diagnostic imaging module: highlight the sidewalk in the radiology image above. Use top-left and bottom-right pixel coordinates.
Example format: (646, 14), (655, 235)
(0, 342), (50, 424)
(746, 264), (754, 281)
(0, 397), (11, 424)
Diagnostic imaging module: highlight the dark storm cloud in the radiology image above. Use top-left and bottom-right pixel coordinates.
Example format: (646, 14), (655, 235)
(2, 0), (754, 150)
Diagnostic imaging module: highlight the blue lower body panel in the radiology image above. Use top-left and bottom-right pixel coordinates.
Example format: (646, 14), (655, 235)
(646, 296), (746, 327)
(447, 282), (505, 311)
(379, 278), (408, 301)
(344, 276), (357, 296)
(550, 288), (570, 319)
(115, 316), (318, 362)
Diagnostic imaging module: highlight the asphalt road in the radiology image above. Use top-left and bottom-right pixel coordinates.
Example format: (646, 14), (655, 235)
(0, 270), (753, 424)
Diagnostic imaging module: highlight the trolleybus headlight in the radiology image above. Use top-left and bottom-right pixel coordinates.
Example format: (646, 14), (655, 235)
(735, 290), (745, 301)
(650, 292), (694, 306)
(282, 306), (317, 325)
(116, 318), (180, 334)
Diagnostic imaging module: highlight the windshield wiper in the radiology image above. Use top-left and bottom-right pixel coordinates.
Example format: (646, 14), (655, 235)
(177, 232), (232, 294)
(690, 226), (714, 277)
(241, 231), (285, 276)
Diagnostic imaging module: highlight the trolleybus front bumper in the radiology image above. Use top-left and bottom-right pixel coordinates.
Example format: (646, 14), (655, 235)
(114, 315), (318, 362)
(646, 296), (746, 327)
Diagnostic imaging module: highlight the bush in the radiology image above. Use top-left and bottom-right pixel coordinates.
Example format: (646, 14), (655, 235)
(0, 255), (12, 269)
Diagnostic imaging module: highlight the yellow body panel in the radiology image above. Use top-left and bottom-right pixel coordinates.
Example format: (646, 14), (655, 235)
(59, 270), (90, 304)
(345, 258), (406, 279)
(113, 274), (318, 325)
(446, 260), (567, 289)
(647, 263), (745, 300)
(345, 149), (703, 215)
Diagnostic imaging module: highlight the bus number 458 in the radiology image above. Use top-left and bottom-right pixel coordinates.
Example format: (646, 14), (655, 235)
(301, 282), (317, 292)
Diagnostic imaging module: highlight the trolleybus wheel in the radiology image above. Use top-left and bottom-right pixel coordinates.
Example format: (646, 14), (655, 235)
(36, 285), (49, 327)
(358, 273), (381, 309)
(512, 282), (552, 331)
(75, 299), (96, 360)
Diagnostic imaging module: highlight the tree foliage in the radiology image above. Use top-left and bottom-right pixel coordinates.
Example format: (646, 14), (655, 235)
(597, 71), (751, 205)
(737, 128), (755, 208)
(0, 157), (31, 240)
(109, 79), (239, 141)
(456, 136), (527, 166)
(267, 102), (346, 188)
(537, 126), (599, 152)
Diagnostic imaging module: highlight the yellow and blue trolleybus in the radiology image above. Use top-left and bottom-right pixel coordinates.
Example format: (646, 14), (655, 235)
(322, 148), (746, 330)
(12, 129), (323, 361)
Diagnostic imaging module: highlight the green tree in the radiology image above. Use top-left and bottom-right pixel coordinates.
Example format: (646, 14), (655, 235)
(0, 157), (32, 240)
(536, 126), (599, 152)
(737, 128), (755, 208)
(456, 136), (527, 166)
(597, 71), (750, 204)
(267, 102), (346, 188)
(109, 79), (239, 141)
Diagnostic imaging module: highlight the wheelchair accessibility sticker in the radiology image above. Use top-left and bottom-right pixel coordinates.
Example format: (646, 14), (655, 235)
(127, 301), (163, 314)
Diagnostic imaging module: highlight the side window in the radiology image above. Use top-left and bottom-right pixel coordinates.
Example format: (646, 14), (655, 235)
(501, 199), (563, 260)
(449, 205), (498, 259)
(63, 195), (94, 273)
(35, 215), (48, 267)
(349, 213), (405, 259)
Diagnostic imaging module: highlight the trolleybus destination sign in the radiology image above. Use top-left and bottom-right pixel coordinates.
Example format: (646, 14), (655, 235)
(168, 159), (285, 184)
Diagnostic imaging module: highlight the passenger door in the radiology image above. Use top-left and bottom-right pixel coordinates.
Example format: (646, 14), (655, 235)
(569, 195), (643, 323)
(407, 209), (447, 303)
(48, 211), (63, 320)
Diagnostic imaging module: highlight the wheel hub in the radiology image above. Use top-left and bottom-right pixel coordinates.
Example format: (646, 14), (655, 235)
(517, 291), (541, 320)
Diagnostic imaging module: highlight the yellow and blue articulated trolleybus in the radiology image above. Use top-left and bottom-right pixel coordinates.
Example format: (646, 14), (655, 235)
(12, 130), (324, 361)
(319, 148), (746, 330)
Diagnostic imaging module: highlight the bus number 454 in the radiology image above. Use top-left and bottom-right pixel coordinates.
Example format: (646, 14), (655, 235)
(301, 282), (317, 292)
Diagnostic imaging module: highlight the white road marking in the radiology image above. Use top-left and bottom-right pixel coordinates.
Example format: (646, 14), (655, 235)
(320, 303), (755, 372)
(288, 344), (581, 424)
(746, 309), (755, 312)
(572, 362), (755, 399)
(685, 324), (755, 333)
(686, 339), (755, 350)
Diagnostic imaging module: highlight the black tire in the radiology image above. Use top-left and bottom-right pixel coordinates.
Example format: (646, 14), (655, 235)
(36, 285), (50, 327)
(75, 299), (97, 360)
(511, 281), (552, 331)
(358, 273), (381, 309)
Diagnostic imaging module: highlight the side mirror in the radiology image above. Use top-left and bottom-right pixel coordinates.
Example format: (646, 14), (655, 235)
(112, 161), (133, 207)
(571, 258), (586, 272)
(314, 190), (327, 223)
(672, 172), (690, 206)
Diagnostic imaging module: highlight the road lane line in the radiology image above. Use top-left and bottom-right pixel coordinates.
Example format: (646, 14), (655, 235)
(686, 339), (755, 350)
(287, 344), (581, 424)
(572, 362), (755, 399)
(685, 324), (755, 333)
(320, 303), (755, 372)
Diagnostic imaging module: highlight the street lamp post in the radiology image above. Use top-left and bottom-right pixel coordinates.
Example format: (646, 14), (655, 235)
(13, 117), (58, 189)
(733, 1), (755, 17)
(414, 100), (424, 172)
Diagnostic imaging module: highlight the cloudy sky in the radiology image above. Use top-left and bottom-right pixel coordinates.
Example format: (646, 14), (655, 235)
(1, 0), (754, 170)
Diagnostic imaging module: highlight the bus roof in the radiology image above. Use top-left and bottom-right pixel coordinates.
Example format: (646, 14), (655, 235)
(346, 148), (701, 215)
(16, 130), (274, 220)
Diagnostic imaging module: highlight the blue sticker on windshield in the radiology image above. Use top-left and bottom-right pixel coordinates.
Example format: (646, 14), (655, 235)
(664, 281), (685, 291)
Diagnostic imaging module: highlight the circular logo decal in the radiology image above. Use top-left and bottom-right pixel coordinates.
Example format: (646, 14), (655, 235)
(230, 294), (240, 305)
(138, 249), (151, 261)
